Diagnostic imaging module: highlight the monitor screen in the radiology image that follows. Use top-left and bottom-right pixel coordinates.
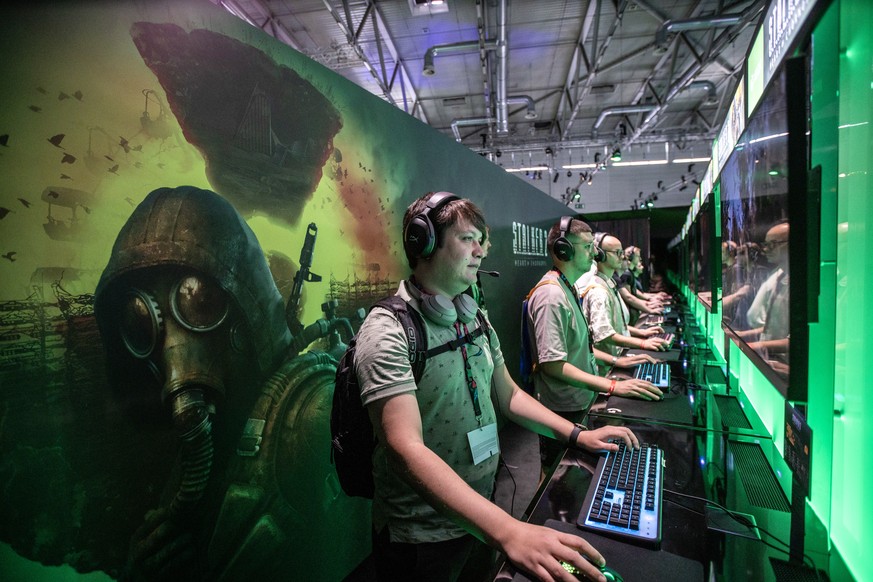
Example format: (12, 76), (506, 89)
(720, 61), (791, 394)
(693, 197), (717, 312)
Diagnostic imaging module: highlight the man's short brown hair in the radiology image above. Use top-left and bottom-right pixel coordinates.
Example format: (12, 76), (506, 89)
(402, 192), (487, 268)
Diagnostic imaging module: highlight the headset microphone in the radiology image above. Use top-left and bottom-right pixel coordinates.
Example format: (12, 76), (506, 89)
(477, 269), (500, 278)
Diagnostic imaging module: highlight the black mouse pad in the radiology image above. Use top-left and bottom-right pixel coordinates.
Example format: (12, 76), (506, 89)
(591, 389), (695, 426)
(509, 519), (704, 582)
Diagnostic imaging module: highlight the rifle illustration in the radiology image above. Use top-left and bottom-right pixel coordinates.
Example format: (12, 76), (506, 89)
(285, 222), (322, 337)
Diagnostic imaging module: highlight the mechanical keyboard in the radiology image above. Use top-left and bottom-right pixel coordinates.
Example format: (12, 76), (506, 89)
(655, 332), (674, 347)
(577, 441), (664, 545)
(633, 361), (671, 388)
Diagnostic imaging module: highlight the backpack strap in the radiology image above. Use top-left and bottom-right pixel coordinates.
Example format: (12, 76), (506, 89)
(578, 283), (598, 300)
(426, 309), (490, 358)
(372, 296), (492, 369)
(372, 295), (428, 381)
(525, 279), (561, 301)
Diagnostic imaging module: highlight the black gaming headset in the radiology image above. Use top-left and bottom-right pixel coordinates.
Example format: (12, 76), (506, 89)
(553, 216), (576, 262)
(403, 191), (460, 260)
(592, 231), (609, 262)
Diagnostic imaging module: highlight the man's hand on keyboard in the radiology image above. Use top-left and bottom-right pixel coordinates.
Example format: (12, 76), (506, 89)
(640, 337), (670, 352)
(613, 378), (663, 400)
(575, 425), (640, 452)
(637, 326), (664, 338)
(616, 353), (661, 368)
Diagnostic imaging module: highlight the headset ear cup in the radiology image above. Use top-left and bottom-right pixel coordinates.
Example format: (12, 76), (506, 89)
(553, 216), (575, 262)
(453, 294), (478, 324)
(419, 294), (458, 327)
(593, 232), (607, 262)
(404, 216), (435, 259)
(553, 238), (574, 262)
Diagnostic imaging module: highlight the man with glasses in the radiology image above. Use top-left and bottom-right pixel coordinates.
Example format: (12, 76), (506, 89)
(615, 245), (669, 321)
(580, 234), (670, 374)
(525, 219), (663, 474)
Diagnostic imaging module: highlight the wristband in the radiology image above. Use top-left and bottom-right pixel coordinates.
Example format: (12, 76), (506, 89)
(568, 424), (586, 447)
(608, 379), (617, 396)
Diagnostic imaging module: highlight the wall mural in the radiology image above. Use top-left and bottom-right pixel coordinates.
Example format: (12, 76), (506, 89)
(0, 1), (570, 579)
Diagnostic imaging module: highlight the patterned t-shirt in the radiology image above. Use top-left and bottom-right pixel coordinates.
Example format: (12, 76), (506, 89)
(580, 272), (630, 370)
(355, 280), (504, 543)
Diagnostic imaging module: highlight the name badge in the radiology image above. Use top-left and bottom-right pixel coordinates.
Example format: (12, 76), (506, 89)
(467, 422), (499, 465)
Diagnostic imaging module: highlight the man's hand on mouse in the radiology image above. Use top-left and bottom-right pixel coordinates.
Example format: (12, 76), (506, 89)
(500, 521), (608, 582)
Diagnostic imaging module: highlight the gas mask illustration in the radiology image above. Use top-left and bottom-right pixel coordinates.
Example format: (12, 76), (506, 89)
(95, 186), (292, 518)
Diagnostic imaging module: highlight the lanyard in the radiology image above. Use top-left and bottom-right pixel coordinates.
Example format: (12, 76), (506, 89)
(454, 321), (483, 420)
(553, 268), (594, 353)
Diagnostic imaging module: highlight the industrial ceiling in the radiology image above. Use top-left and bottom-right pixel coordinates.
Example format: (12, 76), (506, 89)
(213, 0), (765, 209)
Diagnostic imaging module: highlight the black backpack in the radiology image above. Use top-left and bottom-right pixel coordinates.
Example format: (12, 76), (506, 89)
(330, 295), (490, 499)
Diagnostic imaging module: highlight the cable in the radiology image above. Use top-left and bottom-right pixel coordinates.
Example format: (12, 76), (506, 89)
(498, 455), (518, 518)
(663, 489), (822, 580)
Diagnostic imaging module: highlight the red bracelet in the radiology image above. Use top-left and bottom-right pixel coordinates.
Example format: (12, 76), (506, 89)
(608, 379), (617, 395)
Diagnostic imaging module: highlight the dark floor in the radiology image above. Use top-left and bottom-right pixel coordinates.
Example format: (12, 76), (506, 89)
(343, 422), (541, 581)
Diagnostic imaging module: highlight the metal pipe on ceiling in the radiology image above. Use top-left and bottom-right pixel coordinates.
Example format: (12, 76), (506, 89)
(680, 80), (718, 104)
(506, 95), (537, 120)
(654, 13), (744, 54)
(494, 0), (509, 134)
(423, 40), (497, 76)
(451, 117), (493, 142)
(591, 105), (657, 138)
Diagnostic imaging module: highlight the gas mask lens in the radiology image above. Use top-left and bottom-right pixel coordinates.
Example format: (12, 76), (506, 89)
(120, 289), (161, 358)
(171, 275), (228, 331)
(119, 274), (230, 358)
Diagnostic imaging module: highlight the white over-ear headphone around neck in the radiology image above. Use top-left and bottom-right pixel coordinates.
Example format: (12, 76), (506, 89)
(409, 279), (478, 327)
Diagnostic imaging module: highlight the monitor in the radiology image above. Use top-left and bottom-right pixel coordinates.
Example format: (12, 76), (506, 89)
(719, 56), (813, 402)
(693, 196), (719, 313)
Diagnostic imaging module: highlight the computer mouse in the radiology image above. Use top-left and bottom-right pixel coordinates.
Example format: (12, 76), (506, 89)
(600, 565), (624, 582)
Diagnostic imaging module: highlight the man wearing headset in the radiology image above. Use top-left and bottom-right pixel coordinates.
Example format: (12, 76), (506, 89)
(614, 245), (668, 322)
(525, 218), (664, 474)
(354, 192), (636, 582)
(580, 234), (670, 371)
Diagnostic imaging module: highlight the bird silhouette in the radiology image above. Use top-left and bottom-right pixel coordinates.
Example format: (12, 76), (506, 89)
(0, 207), (11, 219)
(61, 153), (76, 164)
(119, 137), (130, 153)
(125, 197), (136, 206)
(17, 198), (31, 208)
(0, 134), (8, 147)
(36, 86), (47, 94)
(59, 91), (71, 101)
(73, 90), (83, 101)
(82, 206), (92, 214)
(108, 164), (119, 174)
(47, 190), (60, 199)
(48, 134), (65, 148)
(105, 155), (114, 161)
(2, 252), (16, 262)
(60, 173), (72, 180)
(29, 105), (42, 113)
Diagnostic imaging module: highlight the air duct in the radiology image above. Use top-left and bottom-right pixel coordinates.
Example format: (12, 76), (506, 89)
(494, 0), (509, 133)
(423, 40), (497, 76)
(654, 14), (744, 54)
(591, 105), (657, 138)
(680, 80), (718, 104)
(451, 118), (493, 142)
(506, 95), (537, 120)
